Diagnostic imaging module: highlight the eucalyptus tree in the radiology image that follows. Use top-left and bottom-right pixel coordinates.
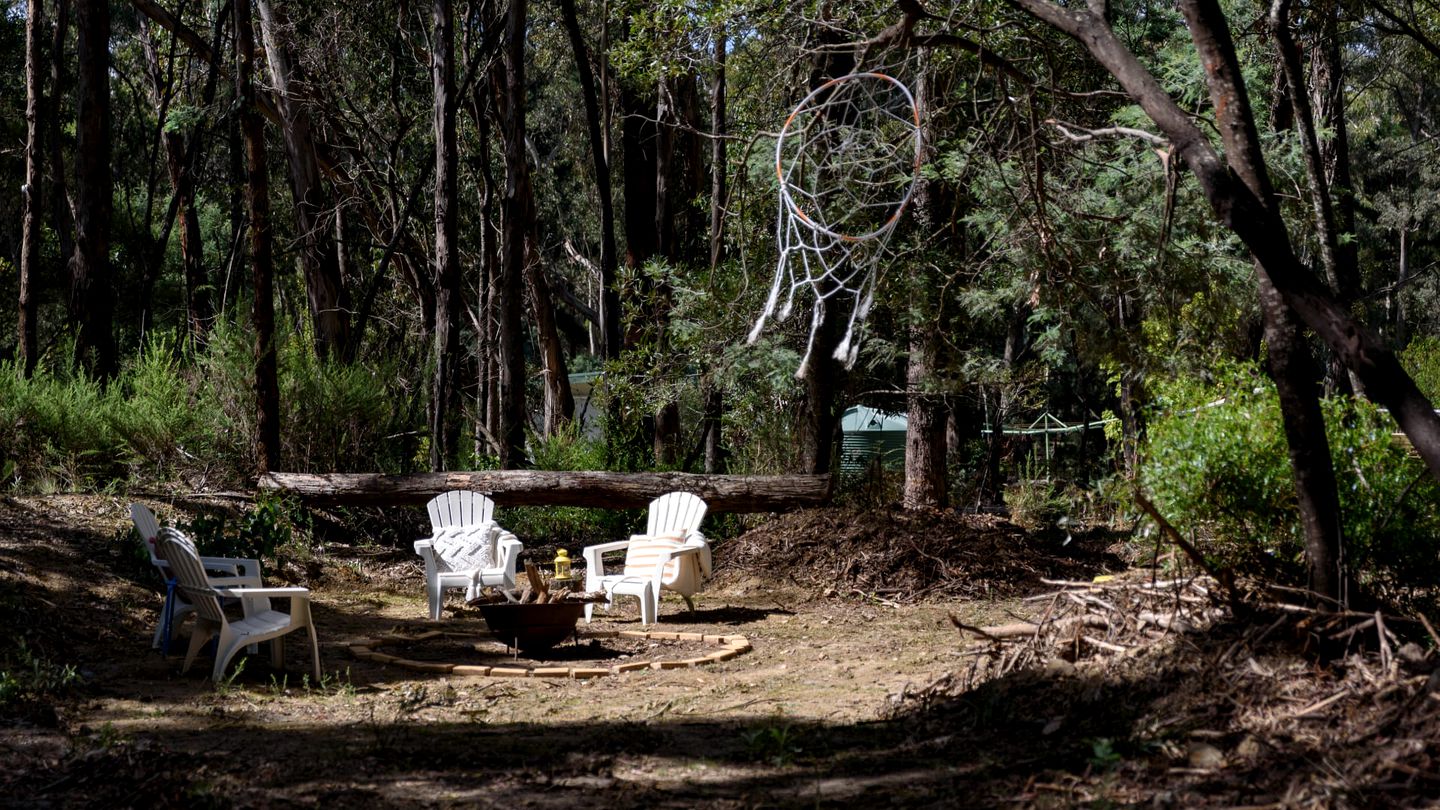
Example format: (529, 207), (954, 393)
(234, 0), (280, 472)
(70, 0), (114, 378)
(19, 0), (42, 375)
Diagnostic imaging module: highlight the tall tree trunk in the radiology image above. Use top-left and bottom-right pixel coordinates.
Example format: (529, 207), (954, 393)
(795, 20), (856, 475)
(1271, 0), (1360, 395)
(558, 0), (620, 360)
(71, 0), (114, 379)
(903, 68), (947, 510)
(20, 0), (43, 377)
(138, 14), (217, 348)
(429, 0), (461, 471)
(496, 0), (529, 468)
(700, 29), (729, 476)
(48, 0), (73, 278)
(904, 319), (947, 509)
(982, 308), (1027, 504)
(236, 0), (281, 473)
(525, 232), (575, 436)
(709, 24), (727, 273)
(1257, 280), (1345, 601)
(471, 76), (501, 458)
(254, 0), (351, 361)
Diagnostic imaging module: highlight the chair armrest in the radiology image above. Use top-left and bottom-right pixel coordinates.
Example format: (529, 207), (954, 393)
(414, 538), (436, 555)
(217, 586), (309, 598)
(199, 555), (263, 580)
(206, 574), (264, 589)
(496, 532), (522, 575)
(586, 540), (630, 556)
(582, 540), (630, 584)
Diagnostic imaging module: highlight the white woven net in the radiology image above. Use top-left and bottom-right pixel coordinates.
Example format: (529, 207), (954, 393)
(747, 71), (922, 375)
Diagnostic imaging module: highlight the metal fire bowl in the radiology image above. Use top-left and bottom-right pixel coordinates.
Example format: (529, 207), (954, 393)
(477, 601), (586, 653)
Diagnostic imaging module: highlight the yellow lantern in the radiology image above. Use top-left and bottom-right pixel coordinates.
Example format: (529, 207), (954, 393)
(552, 549), (574, 583)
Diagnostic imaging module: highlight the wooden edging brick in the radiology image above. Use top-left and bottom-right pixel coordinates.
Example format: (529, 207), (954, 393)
(351, 629), (752, 679)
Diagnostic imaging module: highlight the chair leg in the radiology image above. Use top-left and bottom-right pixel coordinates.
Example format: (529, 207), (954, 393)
(212, 628), (246, 683)
(639, 584), (656, 626)
(270, 636), (286, 671)
(305, 623), (321, 681)
(428, 586), (444, 621)
(153, 580), (177, 652)
(183, 619), (218, 676)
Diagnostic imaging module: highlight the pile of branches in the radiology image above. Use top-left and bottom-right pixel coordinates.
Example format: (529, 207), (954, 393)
(943, 573), (1227, 689)
(888, 572), (1440, 805)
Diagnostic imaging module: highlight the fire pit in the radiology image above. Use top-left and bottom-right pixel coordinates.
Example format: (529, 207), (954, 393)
(477, 601), (587, 653)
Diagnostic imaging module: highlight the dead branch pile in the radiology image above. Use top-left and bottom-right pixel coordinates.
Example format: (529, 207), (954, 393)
(714, 507), (1123, 602)
(886, 573), (1440, 806)
(926, 574), (1227, 696)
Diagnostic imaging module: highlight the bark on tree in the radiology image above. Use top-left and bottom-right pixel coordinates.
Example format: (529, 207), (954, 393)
(138, 14), (217, 348)
(71, 0), (115, 380)
(1257, 280), (1345, 599)
(47, 0), (74, 281)
(709, 24), (728, 273)
(904, 321), (948, 509)
(525, 235), (576, 436)
(254, 0), (351, 361)
(260, 470), (832, 511)
(429, 0), (462, 471)
(1009, 0), (1440, 485)
(235, 0), (281, 473)
(903, 69), (948, 510)
(20, 0), (43, 378)
(558, 0), (621, 360)
(497, 0), (529, 468)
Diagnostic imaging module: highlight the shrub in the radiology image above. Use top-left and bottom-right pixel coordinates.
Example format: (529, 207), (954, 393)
(1142, 362), (1440, 593)
(502, 424), (635, 547)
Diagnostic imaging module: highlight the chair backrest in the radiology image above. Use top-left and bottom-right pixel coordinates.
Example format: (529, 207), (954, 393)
(645, 492), (707, 537)
(130, 503), (166, 569)
(156, 528), (226, 624)
(426, 491), (496, 531)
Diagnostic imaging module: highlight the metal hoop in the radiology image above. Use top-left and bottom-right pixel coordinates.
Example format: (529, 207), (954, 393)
(774, 72), (923, 243)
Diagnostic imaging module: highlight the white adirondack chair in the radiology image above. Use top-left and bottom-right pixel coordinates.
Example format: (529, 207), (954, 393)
(157, 527), (320, 683)
(413, 491), (523, 620)
(583, 492), (710, 625)
(130, 503), (263, 654)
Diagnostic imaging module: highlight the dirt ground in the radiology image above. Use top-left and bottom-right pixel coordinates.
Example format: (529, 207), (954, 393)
(2, 495), (1438, 808)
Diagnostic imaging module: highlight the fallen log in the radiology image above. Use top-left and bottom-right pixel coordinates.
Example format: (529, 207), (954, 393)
(257, 470), (832, 512)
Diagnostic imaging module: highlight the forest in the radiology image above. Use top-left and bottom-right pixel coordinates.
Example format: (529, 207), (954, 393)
(2, 0), (1440, 805)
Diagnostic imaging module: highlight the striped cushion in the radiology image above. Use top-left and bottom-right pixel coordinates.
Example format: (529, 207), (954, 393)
(623, 531), (688, 578)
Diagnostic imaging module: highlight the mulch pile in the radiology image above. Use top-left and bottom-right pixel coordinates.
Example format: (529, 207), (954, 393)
(713, 506), (1125, 602)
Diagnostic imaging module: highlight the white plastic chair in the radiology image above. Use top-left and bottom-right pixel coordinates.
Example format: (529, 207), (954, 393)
(130, 503), (262, 654)
(413, 491), (523, 620)
(157, 527), (321, 683)
(583, 492), (710, 625)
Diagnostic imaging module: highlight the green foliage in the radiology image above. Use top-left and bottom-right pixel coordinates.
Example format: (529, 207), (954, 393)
(503, 424), (636, 546)
(181, 494), (310, 565)
(0, 640), (82, 713)
(1400, 337), (1440, 402)
(740, 715), (805, 766)
(1142, 363), (1440, 592)
(1004, 454), (1069, 532)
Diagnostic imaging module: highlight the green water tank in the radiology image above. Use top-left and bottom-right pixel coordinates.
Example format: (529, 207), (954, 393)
(839, 405), (908, 473)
